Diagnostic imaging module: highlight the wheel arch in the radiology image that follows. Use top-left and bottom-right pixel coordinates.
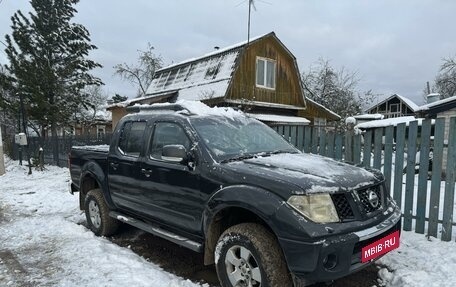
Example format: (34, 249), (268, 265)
(79, 161), (112, 210)
(203, 186), (286, 265)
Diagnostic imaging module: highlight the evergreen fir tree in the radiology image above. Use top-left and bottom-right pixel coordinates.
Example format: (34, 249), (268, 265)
(3, 0), (102, 165)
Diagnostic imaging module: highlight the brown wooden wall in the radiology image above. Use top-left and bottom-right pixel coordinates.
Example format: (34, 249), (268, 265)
(226, 35), (305, 108)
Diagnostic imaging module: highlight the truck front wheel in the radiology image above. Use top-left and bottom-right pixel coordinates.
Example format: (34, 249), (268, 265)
(84, 189), (118, 236)
(215, 223), (291, 287)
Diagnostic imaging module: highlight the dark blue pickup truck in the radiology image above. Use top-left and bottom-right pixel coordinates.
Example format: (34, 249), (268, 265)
(69, 102), (401, 287)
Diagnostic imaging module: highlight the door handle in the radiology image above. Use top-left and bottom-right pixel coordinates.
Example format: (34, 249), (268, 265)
(110, 162), (119, 170)
(141, 168), (153, 177)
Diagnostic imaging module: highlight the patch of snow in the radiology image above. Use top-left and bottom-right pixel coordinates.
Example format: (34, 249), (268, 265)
(378, 232), (456, 287)
(353, 114), (384, 120)
(71, 144), (110, 152)
(355, 117), (434, 129)
(0, 157), (206, 287)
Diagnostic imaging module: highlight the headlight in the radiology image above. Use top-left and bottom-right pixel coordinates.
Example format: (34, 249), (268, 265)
(287, 194), (340, 223)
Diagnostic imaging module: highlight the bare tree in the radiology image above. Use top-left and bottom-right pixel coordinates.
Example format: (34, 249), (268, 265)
(114, 43), (163, 97)
(77, 85), (108, 124)
(435, 56), (456, 99)
(302, 58), (375, 128)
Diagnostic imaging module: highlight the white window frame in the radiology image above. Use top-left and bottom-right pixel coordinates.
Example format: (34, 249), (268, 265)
(256, 57), (276, 90)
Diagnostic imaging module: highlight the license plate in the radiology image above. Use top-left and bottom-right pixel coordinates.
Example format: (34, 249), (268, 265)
(361, 230), (400, 263)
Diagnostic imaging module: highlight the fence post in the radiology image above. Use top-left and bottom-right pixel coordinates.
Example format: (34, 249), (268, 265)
(428, 118), (446, 238)
(403, 121), (418, 231)
(442, 117), (456, 241)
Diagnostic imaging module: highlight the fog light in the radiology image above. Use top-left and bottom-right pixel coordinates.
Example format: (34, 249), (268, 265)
(323, 253), (338, 270)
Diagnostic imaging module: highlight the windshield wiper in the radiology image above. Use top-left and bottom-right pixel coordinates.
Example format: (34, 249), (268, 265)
(267, 149), (298, 155)
(221, 154), (257, 163)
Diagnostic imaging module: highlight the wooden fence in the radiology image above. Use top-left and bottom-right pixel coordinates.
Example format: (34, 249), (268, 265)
(273, 117), (456, 241)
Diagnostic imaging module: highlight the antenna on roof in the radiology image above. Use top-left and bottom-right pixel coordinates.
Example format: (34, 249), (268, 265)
(247, 0), (256, 45)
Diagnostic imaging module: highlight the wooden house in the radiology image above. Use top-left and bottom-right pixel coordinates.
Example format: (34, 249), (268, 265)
(366, 94), (418, 119)
(108, 32), (339, 128)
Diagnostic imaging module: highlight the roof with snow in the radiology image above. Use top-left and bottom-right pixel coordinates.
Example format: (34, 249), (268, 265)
(355, 116), (434, 129)
(366, 94), (419, 113)
(416, 95), (456, 112)
(110, 33), (274, 109)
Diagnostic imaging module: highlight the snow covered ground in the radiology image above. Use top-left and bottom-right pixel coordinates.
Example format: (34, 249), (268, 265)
(0, 157), (206, 287)
(1, 157), (455, 287)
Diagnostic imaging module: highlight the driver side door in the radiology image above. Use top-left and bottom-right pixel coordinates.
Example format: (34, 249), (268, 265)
(138, 121), (204, 235)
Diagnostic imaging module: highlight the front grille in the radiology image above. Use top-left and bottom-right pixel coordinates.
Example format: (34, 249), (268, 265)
(331, 193), (355, 221)
(357, 185), (383, 214)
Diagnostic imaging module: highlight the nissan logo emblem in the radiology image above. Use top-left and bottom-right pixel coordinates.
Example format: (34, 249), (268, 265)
(368, 190), (379, 208)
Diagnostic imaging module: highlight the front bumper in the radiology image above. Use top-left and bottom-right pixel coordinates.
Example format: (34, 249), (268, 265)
(278, 205), (402, 283)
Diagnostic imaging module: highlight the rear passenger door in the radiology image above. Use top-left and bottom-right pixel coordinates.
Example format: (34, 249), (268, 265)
(139, 121), (204, 234)
(108, 121), (148, 211)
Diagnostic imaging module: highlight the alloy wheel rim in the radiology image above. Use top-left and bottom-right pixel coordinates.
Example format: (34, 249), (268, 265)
(88, 200), (101, 229)
(225, 245), (261, 287)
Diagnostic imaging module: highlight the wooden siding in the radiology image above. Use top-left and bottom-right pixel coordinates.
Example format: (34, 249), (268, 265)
(226, 35), (305, 108)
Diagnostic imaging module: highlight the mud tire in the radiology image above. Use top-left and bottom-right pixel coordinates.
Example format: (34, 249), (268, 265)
(215, 223), (291, 287)
(84, 189), (118, 236)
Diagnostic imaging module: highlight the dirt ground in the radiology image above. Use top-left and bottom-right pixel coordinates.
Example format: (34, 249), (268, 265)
(109, 224), (383, 287)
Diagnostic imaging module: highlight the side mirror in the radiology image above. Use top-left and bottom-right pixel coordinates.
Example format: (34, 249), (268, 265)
(162, 145), (187, 163)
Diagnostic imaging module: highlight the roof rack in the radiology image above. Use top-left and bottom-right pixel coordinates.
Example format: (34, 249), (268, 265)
(126, 104), (194, 115)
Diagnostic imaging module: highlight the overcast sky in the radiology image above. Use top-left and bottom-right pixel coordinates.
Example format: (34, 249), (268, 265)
(1, 0), (455, 105)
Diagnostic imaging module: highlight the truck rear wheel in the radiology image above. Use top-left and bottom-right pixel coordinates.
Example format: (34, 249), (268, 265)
(215, 223), (291, 287)
(84, 189), (118, 236)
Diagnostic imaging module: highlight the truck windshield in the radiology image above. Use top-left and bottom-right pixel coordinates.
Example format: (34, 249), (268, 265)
(190, 116), (299, 162)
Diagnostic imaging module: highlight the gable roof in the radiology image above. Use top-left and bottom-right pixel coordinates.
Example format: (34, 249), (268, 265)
(144, 32), (291, 102)
(366, 94), (419, 112)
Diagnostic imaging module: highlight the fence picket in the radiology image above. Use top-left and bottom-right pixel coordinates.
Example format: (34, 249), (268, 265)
(297, 126), (304, 151)
(403, 121), (418, 231)
(327, 132), (335, 159)
(428, 118), (446, 238)
(290, 126), (297, 147)
(335, 133), (343, 161)
(383, 126), (394, 191)
(415, 119), (432, 234)
(345, 130), (353, 163)
(283, 126), (290, 142)
(311, 127), (319, 154)
(373, 128), (383, 170)
(319, 130), (327, 156)
(353, 133), (361, 165)
(393, 123), (406, 207)
(363, 130), (372, 167)
(304, 126), (312, 153)
(442, 117), (456, 241)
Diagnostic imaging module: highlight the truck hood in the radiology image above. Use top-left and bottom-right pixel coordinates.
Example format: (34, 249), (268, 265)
(222, 153), (382, 196)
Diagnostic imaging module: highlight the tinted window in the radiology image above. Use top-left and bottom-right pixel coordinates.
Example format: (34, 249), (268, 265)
(149, 122), (191, 160)
(118, 121), (146, 157)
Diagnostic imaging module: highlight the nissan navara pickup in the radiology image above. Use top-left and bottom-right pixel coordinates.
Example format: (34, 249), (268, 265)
(69, 101), (401, 287)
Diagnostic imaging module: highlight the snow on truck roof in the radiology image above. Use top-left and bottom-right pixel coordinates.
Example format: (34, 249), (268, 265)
(130, 100), (245, 120)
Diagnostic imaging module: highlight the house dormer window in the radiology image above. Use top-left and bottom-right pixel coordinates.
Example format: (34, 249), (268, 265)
(256, 57), (276, 89)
